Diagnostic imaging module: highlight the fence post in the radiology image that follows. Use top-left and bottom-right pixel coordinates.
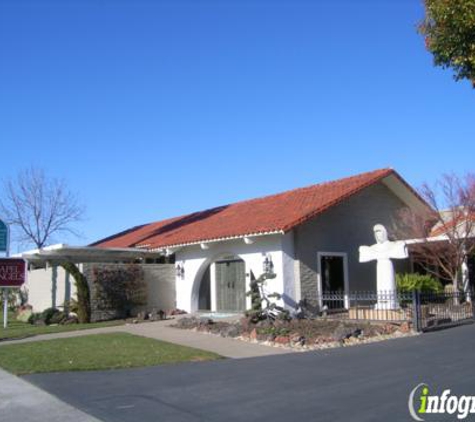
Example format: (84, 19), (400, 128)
(354, 294), (359, 321)
(471, 287), (475, 321)
(412, 290), (420, 332)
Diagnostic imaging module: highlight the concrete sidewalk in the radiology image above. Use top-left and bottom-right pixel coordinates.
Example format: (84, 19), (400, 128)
(124, 320), (292, 358)
(0, 319), (292, 359)
(0, 368), (101, 422)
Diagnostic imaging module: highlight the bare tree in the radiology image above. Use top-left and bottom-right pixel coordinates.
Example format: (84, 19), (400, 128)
(395, 173), (475, 292)
(0, 167), (85, 249)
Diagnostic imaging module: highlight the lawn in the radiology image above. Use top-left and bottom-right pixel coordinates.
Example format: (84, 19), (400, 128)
(0, 332), (222, 374)
(0, 311), (125, 341)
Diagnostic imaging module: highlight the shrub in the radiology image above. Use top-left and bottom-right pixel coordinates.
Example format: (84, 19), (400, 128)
(41, 307), (61, 325)
(63, 298), (79, 314)
(49, 311), (67, 325)
(28, 312), (44, 325)
(396, 273), (443, 293)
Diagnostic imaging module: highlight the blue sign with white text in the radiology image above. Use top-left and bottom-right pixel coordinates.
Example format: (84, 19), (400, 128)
(0, 220), (8, 253)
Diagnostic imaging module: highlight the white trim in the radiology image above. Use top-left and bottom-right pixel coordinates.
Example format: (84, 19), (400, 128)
(20, 245), (164, 263)
(140, 230), (284, 251)
(381, 174), (431, 215)
(317, 252), (350, 309)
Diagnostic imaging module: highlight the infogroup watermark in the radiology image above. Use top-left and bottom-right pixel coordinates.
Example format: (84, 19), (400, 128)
(409, 383), (475, 421)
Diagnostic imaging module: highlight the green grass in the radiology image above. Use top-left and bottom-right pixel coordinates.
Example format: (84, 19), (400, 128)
(0, 311), (125, 341)
(0, 333), (222, 375)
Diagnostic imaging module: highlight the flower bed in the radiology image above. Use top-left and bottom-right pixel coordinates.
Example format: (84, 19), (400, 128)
(173, 316), (415, 350)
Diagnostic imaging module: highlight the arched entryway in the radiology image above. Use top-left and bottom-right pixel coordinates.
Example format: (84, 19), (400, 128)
(196, 255), (247, 312)
(198, 266), (211, 310)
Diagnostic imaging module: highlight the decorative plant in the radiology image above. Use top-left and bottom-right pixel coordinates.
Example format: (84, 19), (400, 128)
(61, 262), (91, 323)
(396, 272), (444, 293)
(63, 298), (79, 314)
(245, 272), (290, 322)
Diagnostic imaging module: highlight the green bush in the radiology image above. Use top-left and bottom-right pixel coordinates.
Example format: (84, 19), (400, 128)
(49, 311), (67, 325)
(27, 312), (44, 325)
(41, 308), (61, 325)
(396, 273), (443, 293)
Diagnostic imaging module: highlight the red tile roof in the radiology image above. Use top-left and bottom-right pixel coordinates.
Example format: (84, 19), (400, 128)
(92, 168), (402, 250)
(430, 213), (475, 237)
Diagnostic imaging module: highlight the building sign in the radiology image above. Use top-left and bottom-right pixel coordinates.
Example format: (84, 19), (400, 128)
(0, 220), (8, 253)
(0, 259), (26, 288)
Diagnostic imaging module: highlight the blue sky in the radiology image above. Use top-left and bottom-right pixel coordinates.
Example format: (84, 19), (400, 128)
(1, 0), (474, 251)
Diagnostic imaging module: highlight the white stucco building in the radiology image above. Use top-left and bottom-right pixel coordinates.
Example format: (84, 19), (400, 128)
(91, 168), (430, 314)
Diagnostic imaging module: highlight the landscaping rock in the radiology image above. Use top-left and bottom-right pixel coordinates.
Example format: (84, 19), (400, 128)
(148, 309), (158, 321)
(136, 311), (148, 321)
(380, 323), (399, 335)
(199, 318), (214, 326)
(63, 316), (79, 325)
(171, 314), (415, 351)
(266, 334), (276, 342)
(256, 319), (272, 329)
(219, 324), (241, 338)
(257, 333), (270, 342)
(169, 308), (187, 316)
(174, 317), (200, 329)
(274, 336), (290, 345)
(290, 334), (306, 346)
(332, 324), (361, 342)
(314, 337), (334, 345)
(239, 316), (252, 332)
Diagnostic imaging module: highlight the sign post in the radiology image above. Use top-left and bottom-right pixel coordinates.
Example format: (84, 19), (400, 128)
(0, 218), (16, 329)
(3, 289), (5, 329)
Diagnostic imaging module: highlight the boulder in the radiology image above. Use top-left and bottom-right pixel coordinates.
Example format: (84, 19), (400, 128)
(219, 324), (241, 338)
(399, 321), (412, 333)
(274, 336), (290, 345)
(332, 324), (363, 342)
(290, 334), (306, 346)
(16, 307), (33, 323)
(175, 317), (200, 329)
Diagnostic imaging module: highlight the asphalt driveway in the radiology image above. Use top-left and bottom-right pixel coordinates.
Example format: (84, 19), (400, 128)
(25, 324), (475, 422)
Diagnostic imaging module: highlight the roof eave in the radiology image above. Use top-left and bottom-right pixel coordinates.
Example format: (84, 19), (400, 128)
(138, 230), (285, 251)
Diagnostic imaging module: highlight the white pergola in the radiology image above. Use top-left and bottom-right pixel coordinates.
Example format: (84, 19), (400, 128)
(19, 244), (165, 266)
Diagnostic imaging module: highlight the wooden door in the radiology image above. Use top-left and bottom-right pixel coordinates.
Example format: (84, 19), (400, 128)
(215, 259), (246, 311)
